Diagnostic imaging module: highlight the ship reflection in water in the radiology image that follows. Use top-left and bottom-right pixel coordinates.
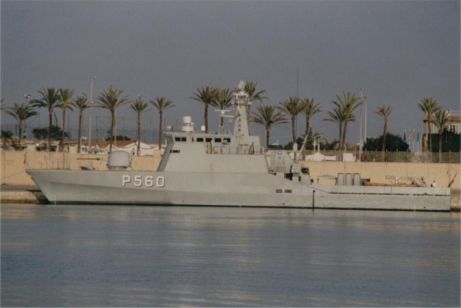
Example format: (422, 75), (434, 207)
(1, 204), (460, 306)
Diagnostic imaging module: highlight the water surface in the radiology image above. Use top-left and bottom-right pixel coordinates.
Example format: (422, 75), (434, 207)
(1, 204), (460, 306)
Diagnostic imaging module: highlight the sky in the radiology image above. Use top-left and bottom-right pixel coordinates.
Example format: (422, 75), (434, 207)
(1, 0), (460, 145)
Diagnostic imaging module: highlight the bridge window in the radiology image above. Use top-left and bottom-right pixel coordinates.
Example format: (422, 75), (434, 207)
(174, 136), (188, 142)
(214, 138), (222, 143)
(275, 189), (283, 193)
(196, 138), (204, 142)
(224, 138), (231, 143)
(284, 189), (292, 193)
(206, 138), (212, 142)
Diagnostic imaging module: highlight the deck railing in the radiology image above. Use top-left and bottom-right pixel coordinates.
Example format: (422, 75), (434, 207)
(300, 150), (460, 163)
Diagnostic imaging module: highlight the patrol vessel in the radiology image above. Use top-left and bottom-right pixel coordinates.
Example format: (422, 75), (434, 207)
(27, 82), (451, 211)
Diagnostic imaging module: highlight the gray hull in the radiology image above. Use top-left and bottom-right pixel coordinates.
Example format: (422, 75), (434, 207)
(27, 169), (451, 211)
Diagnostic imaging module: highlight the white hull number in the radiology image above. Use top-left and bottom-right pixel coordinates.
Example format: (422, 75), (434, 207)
(122, 175), (165, 188)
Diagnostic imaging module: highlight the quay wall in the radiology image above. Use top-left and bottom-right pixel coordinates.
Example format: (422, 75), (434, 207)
(1, 150), (460, 190)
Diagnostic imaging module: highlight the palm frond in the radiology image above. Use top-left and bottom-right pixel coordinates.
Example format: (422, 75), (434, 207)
(97, 86), (128, 110)
(74, 95), (89, 110)
(150, 96), (175, 112)
(278, 96), (304, 117)
(376, 104), (392, 119)
(191, 86), (217, 106)
(251, 105), (287, 129)
(214, 88), (233, 110)
(131, 97), (149, 113)
(432, 108), (450, 132)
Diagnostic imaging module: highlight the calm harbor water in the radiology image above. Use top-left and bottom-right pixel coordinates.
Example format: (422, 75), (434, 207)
(1, 203), (460, 307)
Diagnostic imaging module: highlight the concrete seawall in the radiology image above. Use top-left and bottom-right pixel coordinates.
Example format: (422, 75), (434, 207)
(1, 151), (460, 187)
(0, 185), (45, 203)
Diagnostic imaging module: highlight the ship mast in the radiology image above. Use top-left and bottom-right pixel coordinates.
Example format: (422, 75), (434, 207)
(233, 81), (251, 138)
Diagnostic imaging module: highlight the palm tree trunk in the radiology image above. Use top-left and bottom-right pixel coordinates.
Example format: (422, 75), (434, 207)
(220, 116), (224, 129)
(61, 108), (66, 151)
(265, 127), (270, 148)
(77, 110), (82, 153)
(428, 113), (432, 152)
(137, 112), (141, 156)
(438, 132), (442, 163)
(158, 111), (163, 150)
(291, 116), (296, 145)
(424, 114), (429, 152)
(305, 115), (310, 137)
(342, 122), (348, 152)
(110, 109), (115, 153)
(338, 122), (343, 151)
(18, 119), (23, 146)
(204, 104), (209, 133)
(48, 108), (52, 151)
(382, 119), (387, 161)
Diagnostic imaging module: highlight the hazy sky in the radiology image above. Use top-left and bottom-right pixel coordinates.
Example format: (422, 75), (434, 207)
(1, 0), (460, 144)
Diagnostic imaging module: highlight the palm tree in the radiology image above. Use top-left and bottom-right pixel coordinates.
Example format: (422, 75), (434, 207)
(191, 86), (217, 133)
(244, 81), (267, 116)
(4, 103), (38, 146)
(325, 92), (362, 152)
(96, 86), (128, 153)
(131, 97), (149, 156)
(74, 95), (89, 153)
(340, 92), (362, 152)
(324, 105), (346, 150)
(150, 97), (175, 150)
(251, 105), (287, 147)
(214, 88), (233, 130)
(299, 98), (322, 157)
(278, 96), (305, 145)
(376, 105), (392, 161)
(418, 97), (439, 152)
(57, 88), (74, 150)
(31, 88), (61, 150)
(302, 98), (322, 136)
(244, 81), (267, 102)
(432, 108), (450, 163)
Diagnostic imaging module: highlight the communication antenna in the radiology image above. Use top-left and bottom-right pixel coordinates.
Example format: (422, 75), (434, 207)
(214, 108), (234, 118)
(214, 109), (234, 133)
(237, 80), (246, 91)
(296, 65), (300, 97)
(359, 88), (367, 143)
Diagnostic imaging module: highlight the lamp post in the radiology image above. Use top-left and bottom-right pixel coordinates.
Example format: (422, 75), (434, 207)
(358, 89), (367, 161)
(88, 76), (95, 148)
(23, 94), (32, 142)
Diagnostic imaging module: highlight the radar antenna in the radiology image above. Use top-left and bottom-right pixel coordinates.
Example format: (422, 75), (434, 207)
(214, 109), (234, 133)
